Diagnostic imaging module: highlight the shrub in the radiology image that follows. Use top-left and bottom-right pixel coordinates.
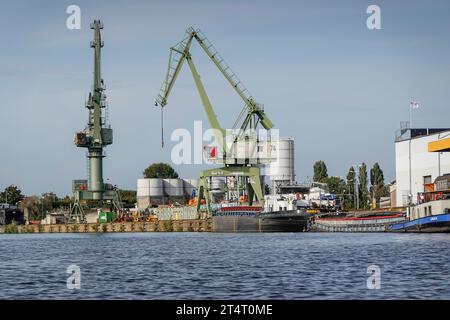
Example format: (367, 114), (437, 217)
(4, 222), (18, 234)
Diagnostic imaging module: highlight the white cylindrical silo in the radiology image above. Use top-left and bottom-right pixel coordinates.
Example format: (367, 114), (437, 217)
(137, 179), (150, 197)
(267, 138), (295, 184)
(149, 179), (164, 197)
(163, 179), (184, 197)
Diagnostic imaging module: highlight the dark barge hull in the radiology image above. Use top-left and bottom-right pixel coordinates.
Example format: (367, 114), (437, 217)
(388, 213), (450, 233)
(212, 211), (309, 233)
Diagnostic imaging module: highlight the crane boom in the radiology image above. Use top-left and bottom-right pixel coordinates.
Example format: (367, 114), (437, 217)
(155, 27), (274, 137)
(156, 31), (226, 151)
(190, 28), (273, 131)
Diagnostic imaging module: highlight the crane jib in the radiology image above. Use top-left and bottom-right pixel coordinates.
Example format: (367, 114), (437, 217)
(155, 27), (274, 137)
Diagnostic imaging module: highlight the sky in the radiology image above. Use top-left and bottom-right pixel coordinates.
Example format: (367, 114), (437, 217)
(1, 0), (450, 196)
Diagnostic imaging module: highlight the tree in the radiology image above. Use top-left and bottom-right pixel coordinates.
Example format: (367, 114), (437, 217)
(56, 195), (74, 209)
(41, 192), (58, 213)
(346, 166), (356, 209)
(358, 163), (369, 209)
(370, 163), (387, 204)
(0, 185), (24, 205)
(143, 163), (179, 179)
(313, 161), (328, 182)
(21, 196), (41, 221)
(323, 176), (346, 195)
(119, 190), (137, 205)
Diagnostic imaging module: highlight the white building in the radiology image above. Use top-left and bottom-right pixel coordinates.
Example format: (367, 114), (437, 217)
(395, 126), (450, 206)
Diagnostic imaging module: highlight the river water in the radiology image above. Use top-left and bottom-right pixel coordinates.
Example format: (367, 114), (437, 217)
(0, 232), (449, 299)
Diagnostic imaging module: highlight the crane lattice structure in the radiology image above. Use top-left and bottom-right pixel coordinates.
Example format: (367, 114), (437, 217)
(156, 27), (275, 214)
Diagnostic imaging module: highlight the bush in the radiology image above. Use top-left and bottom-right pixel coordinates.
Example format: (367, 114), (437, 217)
(4, 222), (19, 234)
(164, 220), (173, 232)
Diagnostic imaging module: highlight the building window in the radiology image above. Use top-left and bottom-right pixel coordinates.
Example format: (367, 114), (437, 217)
(424, 207), (427, 216)
(429, 206), (432, 216)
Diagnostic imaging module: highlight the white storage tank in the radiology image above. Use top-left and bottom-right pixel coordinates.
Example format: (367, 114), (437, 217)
(137, 179), (150, 197)
(149, 179), (164, 197)
(164, 179), (184, 197)
(137, 178), (150, 189)
(137, 178), (164, 197)
(266, 138), (295, 184)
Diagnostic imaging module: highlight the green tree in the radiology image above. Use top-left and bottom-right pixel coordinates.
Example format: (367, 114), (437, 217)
(358, 163), (369, 209)
(41, 192), (57, 213)
(119, 190), (137, 205)
(56, 195), (74, 209)
(346, 166), (356, 209)
(370, 163), (387, 204)
(143, 163), (179, 179)
(323, 176), (346, 195)
(313, 161), (328, 182)
(0, 185), (24, 205)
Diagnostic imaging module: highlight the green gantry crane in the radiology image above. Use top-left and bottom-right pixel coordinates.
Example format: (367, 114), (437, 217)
(155, 27), (274, 214)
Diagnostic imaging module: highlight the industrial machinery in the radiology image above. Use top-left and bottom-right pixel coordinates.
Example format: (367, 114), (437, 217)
(70, 20), (122, 223)
(155, 27), (276, 214)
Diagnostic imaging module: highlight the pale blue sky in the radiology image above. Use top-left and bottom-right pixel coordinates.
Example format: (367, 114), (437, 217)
(1, 0), (450, 196)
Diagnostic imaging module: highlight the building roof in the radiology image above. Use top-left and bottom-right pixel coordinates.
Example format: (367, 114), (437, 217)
(395, 127), (450, 143)
(434, 174), (450, 183)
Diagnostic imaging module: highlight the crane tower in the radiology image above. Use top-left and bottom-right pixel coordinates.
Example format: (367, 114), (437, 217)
(70, 20), (122, 222)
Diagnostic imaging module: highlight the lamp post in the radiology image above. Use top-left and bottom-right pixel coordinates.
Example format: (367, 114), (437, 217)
(354, 164), (364, 211)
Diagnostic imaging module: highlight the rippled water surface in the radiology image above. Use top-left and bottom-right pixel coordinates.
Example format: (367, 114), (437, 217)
(0, 232), (449, 299)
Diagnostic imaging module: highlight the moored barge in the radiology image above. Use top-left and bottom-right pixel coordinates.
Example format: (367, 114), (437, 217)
(212, 206), (309, 233)
(314, 213), (406, 232)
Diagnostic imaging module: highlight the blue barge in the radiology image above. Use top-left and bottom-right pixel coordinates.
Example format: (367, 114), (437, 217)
(388, 213), (450, 233)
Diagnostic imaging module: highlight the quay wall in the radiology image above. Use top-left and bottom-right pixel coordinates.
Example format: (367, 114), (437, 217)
(0, 219), (211, 234)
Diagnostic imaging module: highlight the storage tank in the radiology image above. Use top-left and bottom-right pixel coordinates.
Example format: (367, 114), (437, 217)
(137, 178), (164, 197)
(137, 178), (150, 189)
(266, 138), (295, 184)
(163, 179), (184, 197)
(183, 179), (199, 197)
(149, 179), (164, 197)
(137, 179), (150, 197)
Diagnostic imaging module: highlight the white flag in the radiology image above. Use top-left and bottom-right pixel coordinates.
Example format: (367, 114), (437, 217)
(410, 101), (419, 109)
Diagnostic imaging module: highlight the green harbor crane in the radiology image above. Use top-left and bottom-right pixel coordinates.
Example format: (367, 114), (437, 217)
(155, 27), (275, 214)
(70, 20), (122, 223)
